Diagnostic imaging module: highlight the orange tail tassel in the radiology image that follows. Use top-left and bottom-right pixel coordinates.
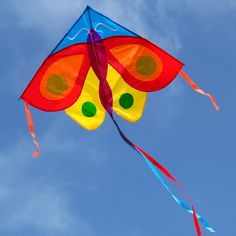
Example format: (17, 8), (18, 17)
(24, 101), (40, 158)
(180, 70), (219, 111)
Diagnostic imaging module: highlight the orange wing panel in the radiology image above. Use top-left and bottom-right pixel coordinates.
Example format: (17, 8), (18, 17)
(21, 44), (90, 111)
(104, 36), (183, 92)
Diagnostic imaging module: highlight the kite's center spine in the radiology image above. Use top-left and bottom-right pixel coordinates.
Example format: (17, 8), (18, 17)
(87, 29), (113, 114)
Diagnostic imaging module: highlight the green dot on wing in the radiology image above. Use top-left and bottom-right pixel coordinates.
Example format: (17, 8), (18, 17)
(119, 93), (134, 109)
(82, 102), (97, 117)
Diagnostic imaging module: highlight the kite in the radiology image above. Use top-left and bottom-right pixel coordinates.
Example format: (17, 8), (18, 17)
(21, 6), (218, 235)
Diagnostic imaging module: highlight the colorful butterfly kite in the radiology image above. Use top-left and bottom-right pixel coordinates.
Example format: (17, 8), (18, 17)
(21, 6), (218, 235)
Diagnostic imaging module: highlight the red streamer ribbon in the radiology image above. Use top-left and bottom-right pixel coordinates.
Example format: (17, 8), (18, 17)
(24, 101), (40, 158)
(180, 70), (219, 111)
(110, 114), (209, 235)
(193, 206), (202, 236)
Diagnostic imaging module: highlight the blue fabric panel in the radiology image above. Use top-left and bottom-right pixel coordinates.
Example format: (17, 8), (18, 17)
(51, 6), (138, 54)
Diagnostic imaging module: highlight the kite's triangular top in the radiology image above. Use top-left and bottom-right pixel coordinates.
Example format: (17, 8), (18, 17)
(52, 6), (138, 54)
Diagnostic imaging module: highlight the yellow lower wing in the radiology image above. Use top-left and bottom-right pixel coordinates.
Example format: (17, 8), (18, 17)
(65, 68), (106, 130)
(107, 65), (147, 122)
(65, 65), (146, 130)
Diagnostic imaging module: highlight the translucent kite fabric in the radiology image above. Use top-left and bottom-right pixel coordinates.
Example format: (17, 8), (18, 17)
(21, 5), (218, 235)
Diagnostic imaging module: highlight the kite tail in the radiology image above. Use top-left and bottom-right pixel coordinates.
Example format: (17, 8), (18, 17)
(179, 70), (219, 111)
(109, 113), (215, 235)
(24, 101), (40, 158)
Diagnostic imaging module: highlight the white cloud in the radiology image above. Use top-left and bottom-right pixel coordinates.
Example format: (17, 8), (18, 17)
(6, 0), (182, 52)
(39, 115), (109, 164)
(6, 0), (235, 53)
(87, 0), (182, 53)
(4, 186), (89, 235)
(0, 124), (99, 235)
(180, 0), (236, 15)
(8, 0), (77, 34)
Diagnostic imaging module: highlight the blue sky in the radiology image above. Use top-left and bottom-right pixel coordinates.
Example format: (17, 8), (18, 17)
(0, 0), (235, 235)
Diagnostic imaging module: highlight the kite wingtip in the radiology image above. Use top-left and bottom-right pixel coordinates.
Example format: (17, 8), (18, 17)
(18, 95), (23, 102)
(85, 5), (92, 10)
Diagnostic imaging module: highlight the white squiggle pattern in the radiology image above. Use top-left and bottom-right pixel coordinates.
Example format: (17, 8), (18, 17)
(95, 23), (118, 32)
(67, 28), (89, 41)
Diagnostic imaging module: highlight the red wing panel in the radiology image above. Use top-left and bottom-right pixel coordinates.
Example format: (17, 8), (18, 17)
(104, 36), (183, 92)
(21, 44), (90, 111)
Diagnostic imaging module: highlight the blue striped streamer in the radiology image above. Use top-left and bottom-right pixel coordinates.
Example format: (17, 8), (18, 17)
(109, 114), (215, 233)
(140, 152), (215, 233)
